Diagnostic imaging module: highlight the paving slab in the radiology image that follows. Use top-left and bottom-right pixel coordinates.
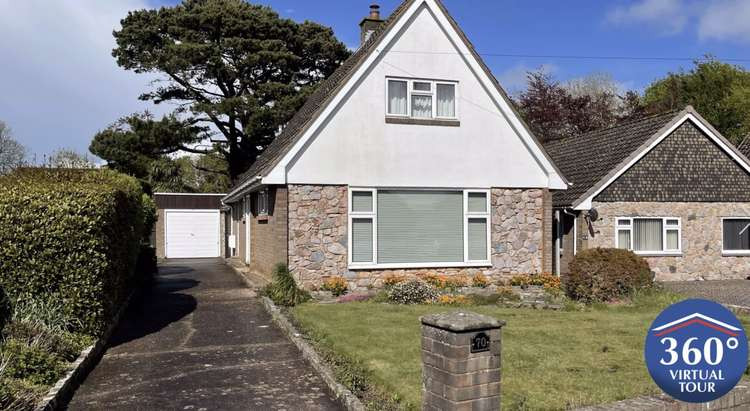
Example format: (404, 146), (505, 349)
(66, 258), (343, 411)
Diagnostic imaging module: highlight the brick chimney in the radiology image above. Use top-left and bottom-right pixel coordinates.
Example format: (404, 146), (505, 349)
(359, 4), (384, 45)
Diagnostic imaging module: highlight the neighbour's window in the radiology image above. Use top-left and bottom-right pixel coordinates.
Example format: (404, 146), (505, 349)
(386, 78), (457, 119)
(722, 218), (750, 254)
(616, 217), (681, 254)
(348, 189), (490, 267)
(256, 189), (269, 216)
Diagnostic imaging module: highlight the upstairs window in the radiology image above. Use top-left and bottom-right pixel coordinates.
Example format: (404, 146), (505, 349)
(616, 217), (681, 254)
(722, 218), (750, 254)
(387, 78), (457, 120)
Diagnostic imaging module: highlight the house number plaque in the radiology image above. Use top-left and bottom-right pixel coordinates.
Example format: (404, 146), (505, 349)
(470, 332), (490, 353)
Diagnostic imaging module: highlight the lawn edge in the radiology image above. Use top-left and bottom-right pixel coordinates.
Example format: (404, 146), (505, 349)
(33, 291), (134, 411)
(260, 296), (366, 411)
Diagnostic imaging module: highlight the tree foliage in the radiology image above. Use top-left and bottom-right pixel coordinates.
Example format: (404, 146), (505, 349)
(515, 71), (644, 143)
(0, 122), (26, 175)
(643, 59), (750, 145)
(46, 149), (96, 169)
(110, 0), (350, 180)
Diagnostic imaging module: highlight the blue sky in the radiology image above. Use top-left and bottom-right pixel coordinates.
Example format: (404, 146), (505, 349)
(2, 0), (750, 160)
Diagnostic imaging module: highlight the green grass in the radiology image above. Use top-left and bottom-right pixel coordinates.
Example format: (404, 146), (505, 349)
(291, 292), (750, 410)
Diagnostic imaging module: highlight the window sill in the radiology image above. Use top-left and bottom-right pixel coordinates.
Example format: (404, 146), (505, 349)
(633, 252), (682, 257)
(722, 251), (750, 257)
(257, 214), (269, 222)
(385, 116), (460, 127)
(348, 261), (491, 270)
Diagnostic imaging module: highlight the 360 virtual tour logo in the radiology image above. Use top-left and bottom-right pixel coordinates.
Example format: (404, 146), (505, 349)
(645, 299), (748, 403)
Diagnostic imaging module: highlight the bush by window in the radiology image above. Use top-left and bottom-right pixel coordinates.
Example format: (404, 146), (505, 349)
(565, 248), (653, 303)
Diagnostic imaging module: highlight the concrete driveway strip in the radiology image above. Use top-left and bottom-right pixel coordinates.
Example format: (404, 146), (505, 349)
(66, 258), (343, 411)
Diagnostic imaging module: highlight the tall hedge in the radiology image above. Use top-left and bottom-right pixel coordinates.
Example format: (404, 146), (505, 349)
(0, 168), (155, 335)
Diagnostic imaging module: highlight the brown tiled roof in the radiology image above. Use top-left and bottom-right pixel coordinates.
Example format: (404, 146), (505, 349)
(231, 0), (566, 192)
(234, 0), (417, 186)
(544, 110), (680, 207)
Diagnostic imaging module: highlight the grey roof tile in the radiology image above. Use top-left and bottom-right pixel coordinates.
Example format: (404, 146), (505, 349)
(544, 110), (680, 207)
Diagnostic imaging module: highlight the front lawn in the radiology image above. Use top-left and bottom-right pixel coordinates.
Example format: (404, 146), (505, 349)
(291, 293), (750, 410)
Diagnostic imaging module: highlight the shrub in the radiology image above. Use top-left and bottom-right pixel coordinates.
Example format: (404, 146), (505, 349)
(0, 168), (153, 335)
(419, 273), (468, 291)
(387, 281), (438, 304)
(262, 264), (310, 307)
(0, 376), (41, 411)
(0, 339), (67, 386)
(496, 286), (521, 302)
(321, 277), (348, 297)
(136, 245), (158, 285)
(471, 273), (490, 288)
(382, 273), (406, 288)
(0, 287), (8, 333)
(565, 248), (653, 303)
(437, 295), (470, 306)
(510, 273), (562, 291)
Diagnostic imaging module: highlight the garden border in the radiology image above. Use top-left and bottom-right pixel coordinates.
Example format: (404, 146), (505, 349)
(33, 292), (134, 411)
(260, 296), (365, 411)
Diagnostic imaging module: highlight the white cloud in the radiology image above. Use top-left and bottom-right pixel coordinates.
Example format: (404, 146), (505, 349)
(606, 0), (689, 35)
(698, 0), (750, 43)
(0, 0), (165, 159)
(496, 63), (558, 95)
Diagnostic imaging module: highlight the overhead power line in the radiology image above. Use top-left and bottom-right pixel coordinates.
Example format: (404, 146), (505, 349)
(383, 50), (750, 63)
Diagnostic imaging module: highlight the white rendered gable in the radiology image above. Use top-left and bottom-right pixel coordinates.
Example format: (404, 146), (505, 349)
(266, 0), (565, 190)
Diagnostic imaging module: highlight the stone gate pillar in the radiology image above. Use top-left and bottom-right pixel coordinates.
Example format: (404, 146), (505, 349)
(420, 311), (505, 410)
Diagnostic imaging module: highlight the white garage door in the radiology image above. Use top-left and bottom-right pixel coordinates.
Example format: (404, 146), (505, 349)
(165, 210), (220, 258)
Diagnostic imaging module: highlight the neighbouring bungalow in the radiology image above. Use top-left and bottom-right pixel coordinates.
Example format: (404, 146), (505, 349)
(546, 107), (750, 280)
(222, 0), (568, 290)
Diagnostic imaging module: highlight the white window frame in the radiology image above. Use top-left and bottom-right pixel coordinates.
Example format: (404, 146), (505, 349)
(385, 77), (459, 120)
(256, 188), (269, 216)
(721, 217), (750, 256)
(615, 217), (682, 255)
(347, 187), (491, 269)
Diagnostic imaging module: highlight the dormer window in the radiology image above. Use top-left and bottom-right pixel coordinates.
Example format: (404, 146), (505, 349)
(387, 78), (457, 120)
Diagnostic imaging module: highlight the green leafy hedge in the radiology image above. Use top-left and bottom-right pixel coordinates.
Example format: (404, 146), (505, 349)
(565, 248), (653, 303)
(0, 168), (155, 335)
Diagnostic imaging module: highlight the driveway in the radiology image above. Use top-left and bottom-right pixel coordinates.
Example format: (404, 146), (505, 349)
(66, 258), (342, 410)
(663, 279), (750, 310)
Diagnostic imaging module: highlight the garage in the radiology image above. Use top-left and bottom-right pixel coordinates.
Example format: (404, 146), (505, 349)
(165, 210), (220, 258)
(154, 193), (226, 259)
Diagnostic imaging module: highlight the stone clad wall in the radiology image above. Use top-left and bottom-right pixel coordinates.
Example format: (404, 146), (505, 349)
(588, 201), (750, 281)
(288, 185), (548, 291)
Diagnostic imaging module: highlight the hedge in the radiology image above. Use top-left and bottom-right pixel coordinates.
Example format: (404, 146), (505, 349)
(0, 168), (155, 335)
(565, 247), (653, 303)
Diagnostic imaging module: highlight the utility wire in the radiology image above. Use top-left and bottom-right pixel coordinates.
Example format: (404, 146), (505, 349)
(383, 50), (750, 63)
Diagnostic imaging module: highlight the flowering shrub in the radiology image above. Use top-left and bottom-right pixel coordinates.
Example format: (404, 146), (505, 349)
(471, 273), (490, 288)
(382, 273), (406, 288)
(510, 273), (561, 291)
(387, 281), (438, 304)
(419, 273), (469, 290)
(321, 277), (349, 297)
(437, 295), (470, 306)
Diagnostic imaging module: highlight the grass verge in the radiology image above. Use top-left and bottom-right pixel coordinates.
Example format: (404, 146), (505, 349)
(291, 291), (750, 410)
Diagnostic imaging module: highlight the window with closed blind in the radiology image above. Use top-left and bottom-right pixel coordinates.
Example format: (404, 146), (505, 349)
(722, 218), (750, 255)
(615, 217), (681, 255)
(347, 188), (491, 268)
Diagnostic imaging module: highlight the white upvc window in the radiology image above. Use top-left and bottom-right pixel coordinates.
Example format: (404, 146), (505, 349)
(721, 217), (750, 255)
(347, 188), (491, 269)
(256, 188), (269, 216)
(615, 217), (681, 255)
(386, 78), (458, 120)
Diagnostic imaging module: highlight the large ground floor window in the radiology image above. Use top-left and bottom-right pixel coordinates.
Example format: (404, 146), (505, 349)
(348, 188), (491, 268)
(722, 218), (750, 255)
(615, 217), (681, 255)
